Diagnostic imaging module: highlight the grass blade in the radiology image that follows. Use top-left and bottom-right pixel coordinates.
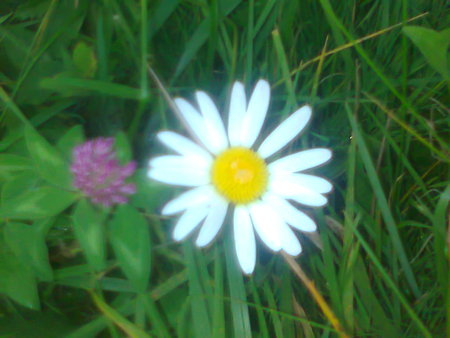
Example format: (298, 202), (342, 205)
(224, 232), (251, 338)
(183, 242), (212, 337)
(346, 105), (420, 297)
(352, 228), (432, 337)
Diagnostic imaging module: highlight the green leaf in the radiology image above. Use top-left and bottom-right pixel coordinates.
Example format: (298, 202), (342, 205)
(130, 169), (171, 213)
(403, 26), (450, 79)
(353, 228), (432, 337)
(72, 200), (107, 271)
(40, 77), (142, 99)
(1, 170), (40, 202)
(212, 247), (226, 337)
(141, 295), (170, 337)
(0, 12), (13, 25)
(0, 311), (75, 337)
(4, 220), (53, 281)
(173, 19), (210, 80)
(109, 205), (151, 293)
(346, 107), (420, 297)
(250, 281), (270, 337)
(263, 281), (283, 337)
(0, 86), (30, 126)
(432, 185), (450, 292)
(173, 0), (242, 79)
(0, 233), (40, 310)
(73, 41), (97, 78)
(25, 125), (72, 188)
(354, 258), (399, 336)
(183, 243), (212, 337)
(114, 131), (132, 163)
(0, 154), (32, 180)
(148, 0), (180, 37)
(0, 100), (75, 152)
(279, 270), (295, 337)
(57, 125), (85, 161)
(0, 185), (77, 220)
(224, 231), (251, 338)
(90, 291), (150, 338)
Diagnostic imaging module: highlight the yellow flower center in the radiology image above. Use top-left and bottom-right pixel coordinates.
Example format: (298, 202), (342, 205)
(211, 147), (268, 204)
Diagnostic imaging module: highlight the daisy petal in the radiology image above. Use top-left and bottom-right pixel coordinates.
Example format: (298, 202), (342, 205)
(263, 193), (317, 232)
(280, 224), (302, 256)
(196, 91), (228, 153)
(292, 174), (332, 193)
(269, 176), (328, 207)
(228, 81), (247, 146)
(157, 131), (212, 162)
(173, 205), (209, 241)
(270, 173), (332, 194)
(270, 173), (332, 195)
(148, 167), (209, 186)
(268, 148), (332, 173)
(291, 191), (328, 207)
(174, 98), (216, 154)
(234, 206), (256, 274)
(196, 196), (228, 247)
(150, 155), (210, 171)
(162, 185), (215, 215)
(249, 201), (283, 251)
(240, 80), (271, 147)
(258, 105), (312, 159)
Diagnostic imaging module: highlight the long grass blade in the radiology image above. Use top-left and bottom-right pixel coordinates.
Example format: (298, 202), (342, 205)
(346, 104), (420, 297)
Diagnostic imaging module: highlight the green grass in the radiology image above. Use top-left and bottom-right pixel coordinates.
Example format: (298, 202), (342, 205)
(0, 0), (449, 337)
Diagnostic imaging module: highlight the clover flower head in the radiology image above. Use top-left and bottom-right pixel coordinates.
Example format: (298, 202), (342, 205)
(148, 80), (332, 274)
(71, 137), (136, 207)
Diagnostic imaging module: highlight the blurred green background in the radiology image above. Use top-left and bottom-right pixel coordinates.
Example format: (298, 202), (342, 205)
(0, 0), (449, 337)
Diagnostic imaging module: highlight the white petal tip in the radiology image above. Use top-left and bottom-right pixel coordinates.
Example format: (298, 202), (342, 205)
(310, 198), (328, 207)
(253, 80), (271, 100)
(195, 237), (209, 248)
(302, 223), (317, 232)
(257, 79), (270, 89)
(195, 90), (207, 100)
(298, 104), (312, 121)
(161, 205), (175, 216)
(297, 105), (312, 127)
(173, 97), (184, 105)
(147, 169), (156, 179)
(289, 192), (328, 208)
(284, 247), (302, 257)
(173, 228), (192, 242)
(232, 80), (244, 89)
(173, 225), (188, 241)
(172, 234), (184, 242)
(323, 183), (333, 194)
(323, 148), (332, 157)
(317, 148), (333, 163)
(318, 196), (329, 206)
(241, 265), (255, 275)
(302, 104), (312, 112)
(156, 130), (168, 139)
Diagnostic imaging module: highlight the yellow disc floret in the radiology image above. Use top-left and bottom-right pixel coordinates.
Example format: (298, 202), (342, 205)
(211, 147), (268, 204)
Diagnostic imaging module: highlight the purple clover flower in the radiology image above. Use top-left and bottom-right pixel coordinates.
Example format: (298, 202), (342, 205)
(71, 137), (136, 207)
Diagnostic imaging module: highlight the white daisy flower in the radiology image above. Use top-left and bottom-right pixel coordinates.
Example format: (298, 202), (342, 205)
(148, 79), (332, 274)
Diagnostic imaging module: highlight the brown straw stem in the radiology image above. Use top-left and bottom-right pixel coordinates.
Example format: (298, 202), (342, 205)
(282, 252), (350, 338)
